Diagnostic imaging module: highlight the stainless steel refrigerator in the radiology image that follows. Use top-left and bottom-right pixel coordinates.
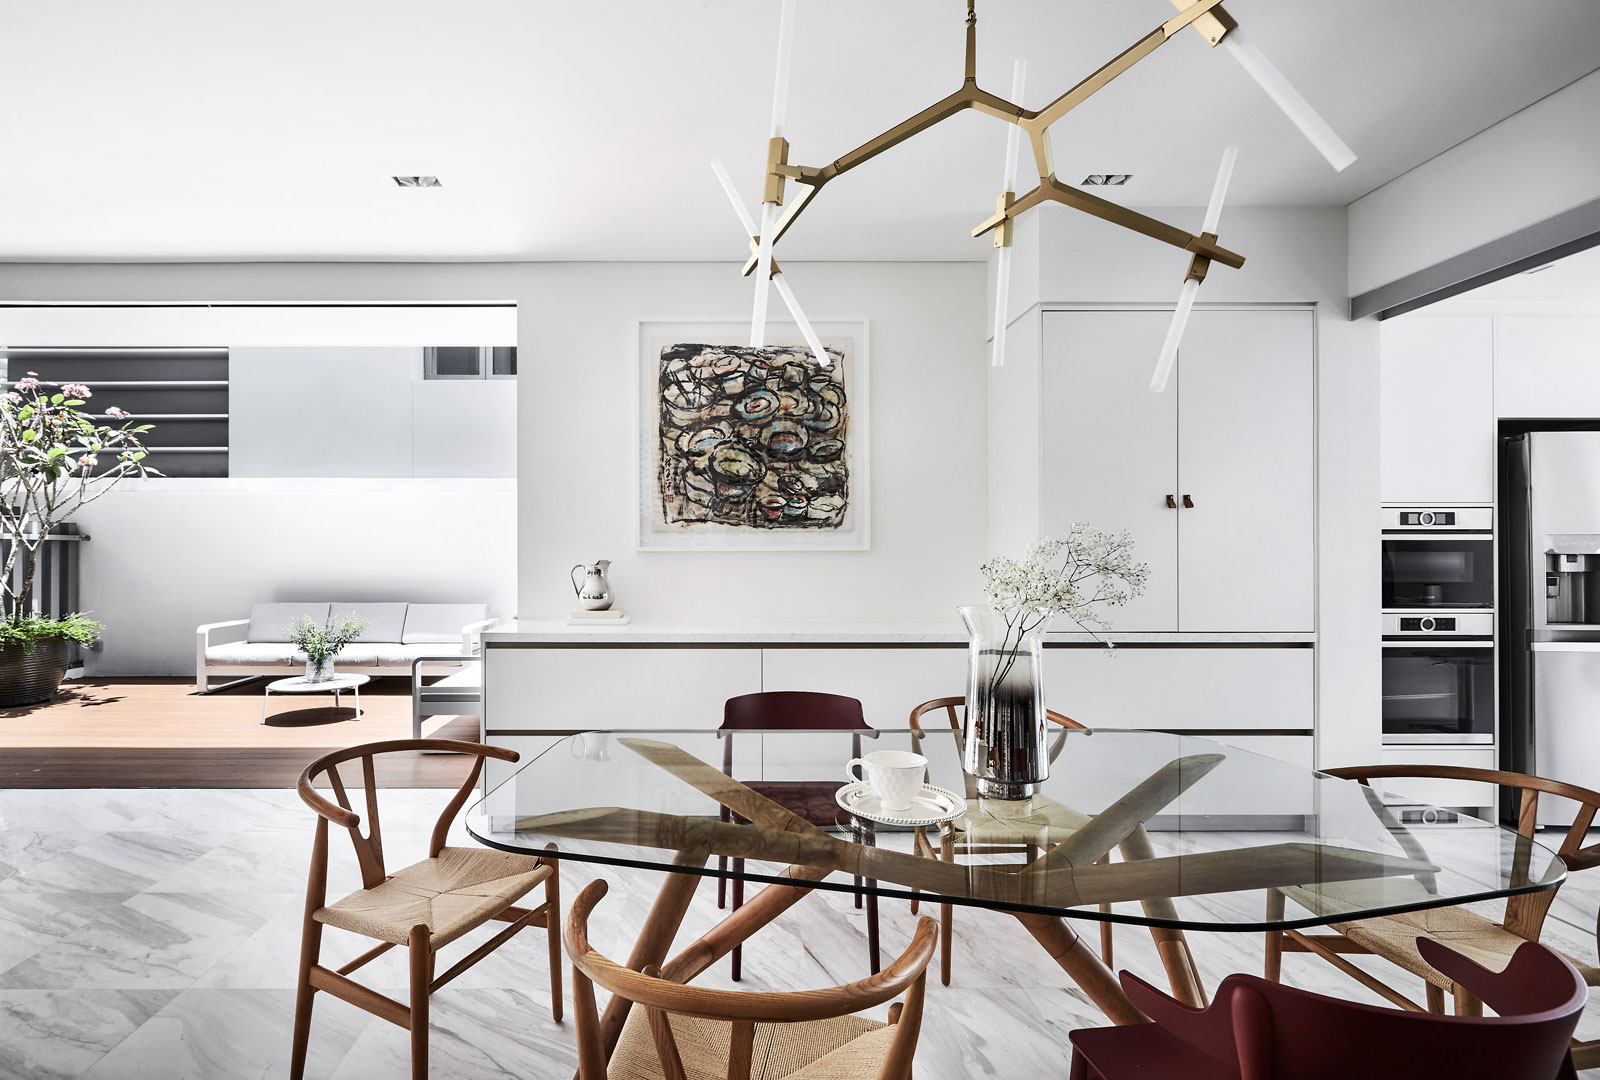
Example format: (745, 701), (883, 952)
(1503, 429), (1600, 826)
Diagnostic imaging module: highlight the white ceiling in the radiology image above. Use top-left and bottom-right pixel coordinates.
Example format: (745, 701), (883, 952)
(0, 0), (1596, 262)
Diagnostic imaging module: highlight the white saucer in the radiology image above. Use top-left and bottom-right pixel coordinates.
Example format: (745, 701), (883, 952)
(835, 781), (965, 827)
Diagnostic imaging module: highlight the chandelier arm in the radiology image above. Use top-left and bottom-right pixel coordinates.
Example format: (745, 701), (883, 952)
(972, 180), (1244, 270)
(740, 183), (820, 277)
(1166, 0), (1237, 48)
(1024, 0), (1228, 136)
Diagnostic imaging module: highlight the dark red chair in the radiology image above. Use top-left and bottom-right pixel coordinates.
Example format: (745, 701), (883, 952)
(718, 690), (880, 981)
(1069, 939), (1585, 1080)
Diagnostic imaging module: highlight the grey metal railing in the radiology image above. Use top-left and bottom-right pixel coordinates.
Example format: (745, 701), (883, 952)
(1, 524), (90, 665)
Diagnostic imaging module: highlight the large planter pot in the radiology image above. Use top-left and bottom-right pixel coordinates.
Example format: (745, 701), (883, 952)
(0, 635), (70, 708)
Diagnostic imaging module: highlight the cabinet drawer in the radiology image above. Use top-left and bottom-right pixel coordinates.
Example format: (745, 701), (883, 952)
(1042, 647), (1313, 731)
(1375, 747), (1498, 812)
(759, 647), (968, 729)
(483, 645), (762, 733)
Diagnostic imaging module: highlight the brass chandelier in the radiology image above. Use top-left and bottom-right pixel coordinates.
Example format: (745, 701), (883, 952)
(715, 0), (1355, 391)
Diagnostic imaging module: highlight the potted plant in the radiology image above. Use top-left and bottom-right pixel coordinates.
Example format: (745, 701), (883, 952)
(288, 614), (370, 683)
(960, 526), (1147, 798)
(0, 373), (154, 708)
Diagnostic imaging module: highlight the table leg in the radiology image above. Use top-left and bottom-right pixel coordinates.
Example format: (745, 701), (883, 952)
(1013, 912), (1147, 1026)
(661, 863), (830, 984)
(261, 689), (270, 725)
(1118, 825), (1207, 1007)
(353, 683), (361, 720)
(592, 857), (705, 1069)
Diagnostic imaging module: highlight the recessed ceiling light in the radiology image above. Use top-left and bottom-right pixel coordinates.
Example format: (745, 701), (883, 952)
(1081, 174), (1132, 186)
(392, 176), (442, 188)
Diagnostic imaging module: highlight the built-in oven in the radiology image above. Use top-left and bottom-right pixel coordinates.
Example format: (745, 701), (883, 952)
(1381, 507), (1494, 611)
(1381, 613), (1495, 744)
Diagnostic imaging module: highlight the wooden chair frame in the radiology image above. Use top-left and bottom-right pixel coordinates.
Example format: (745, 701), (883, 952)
(1266, 764), (1600, 1020)
(291, 738), (562, 1080)
(906, 697), (1122, 986)
(566, 877), (936, 1080)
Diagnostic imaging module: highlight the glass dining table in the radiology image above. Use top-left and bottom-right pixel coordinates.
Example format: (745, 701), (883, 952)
(465, 726), (1563, 1054)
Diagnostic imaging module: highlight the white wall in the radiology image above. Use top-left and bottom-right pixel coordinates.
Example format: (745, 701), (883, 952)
(0, 260), (988, 673)
(73, 479), (516, 675)
(991, 205), (1383, 769)
(1349, 70), (1600, 297)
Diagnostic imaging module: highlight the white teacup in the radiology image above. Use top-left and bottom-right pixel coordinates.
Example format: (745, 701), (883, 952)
(845, 750), (928, 812)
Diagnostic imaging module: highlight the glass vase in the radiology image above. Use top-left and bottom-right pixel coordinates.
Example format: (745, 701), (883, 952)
(959, 604), (1048, 800)
(305, 658), (335, 683)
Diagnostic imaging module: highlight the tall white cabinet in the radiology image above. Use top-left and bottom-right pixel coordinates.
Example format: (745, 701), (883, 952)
(1041, 308), (1316, 633)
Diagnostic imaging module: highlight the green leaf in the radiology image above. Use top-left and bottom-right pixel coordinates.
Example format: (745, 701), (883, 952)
(62, 399), (84, 407)
(21, 429), (36, 442)
(49, 393), (63, 405)
(44, 446), (66, 459)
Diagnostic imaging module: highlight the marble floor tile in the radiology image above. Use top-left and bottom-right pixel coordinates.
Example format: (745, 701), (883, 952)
(0, 990), (175, 1080)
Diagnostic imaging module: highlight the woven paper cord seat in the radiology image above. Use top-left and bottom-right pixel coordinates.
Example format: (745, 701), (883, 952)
(609, 1008), (897, 1080)
(315, 846), (551, 948)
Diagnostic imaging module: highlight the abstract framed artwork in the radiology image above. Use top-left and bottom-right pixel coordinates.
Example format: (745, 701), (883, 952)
(637, 319), (869, 551)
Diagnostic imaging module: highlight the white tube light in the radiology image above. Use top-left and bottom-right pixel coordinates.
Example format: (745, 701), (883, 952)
(991, 60), (1027, 368)
(751, 203), (776, 347)
(991, 245), (1014, 368)
(710, 158), (758, 236)
(769, 0), (797, 139)
(772, 274), (831, 368)
(752, 0), (797, 348)
(1222, 30), (1355, 172)
(1151, 146), (1237, 393)
(1150, 277), (1199, 393)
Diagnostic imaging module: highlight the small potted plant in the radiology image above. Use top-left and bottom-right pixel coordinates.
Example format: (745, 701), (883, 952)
(961, 526), (1147, 798)
(288, 614), (370, 683)
(0, 374), (155, 708)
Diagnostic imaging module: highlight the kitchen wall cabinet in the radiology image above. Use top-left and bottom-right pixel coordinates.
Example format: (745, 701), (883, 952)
(1041, 308), (1315, 633)
(1494, 316), (1600, 419)
(1379, 316), (1495, 503)
(1043, 646), (1314, 732)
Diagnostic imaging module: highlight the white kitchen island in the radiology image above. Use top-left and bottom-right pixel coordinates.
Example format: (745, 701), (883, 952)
(480, 619), (1317, 786)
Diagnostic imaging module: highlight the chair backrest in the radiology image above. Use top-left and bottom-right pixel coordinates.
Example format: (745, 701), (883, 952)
(564, 879), (937, 1080)
(1326, 764), (1600, 941)
(722, 691), (870, 731)
(906, 695), (1085, 732)
(296, 738), (518, 890)
(1216, 941), (1586, 1080)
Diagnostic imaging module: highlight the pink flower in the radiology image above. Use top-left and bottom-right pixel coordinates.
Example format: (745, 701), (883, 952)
(62, 383), (91, 399)
(76, 455), (98, 470)
(15, 377), (37, 392)
(4, 391), (18, 403)
(105, 406), (130, 419)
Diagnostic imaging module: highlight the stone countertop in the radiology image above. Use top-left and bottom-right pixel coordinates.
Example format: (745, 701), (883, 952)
(482, 619), (1315, 646)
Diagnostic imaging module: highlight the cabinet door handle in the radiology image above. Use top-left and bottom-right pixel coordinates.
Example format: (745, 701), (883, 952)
(1166, 495), (1178, 509)
(1182, 494), (1194, 509)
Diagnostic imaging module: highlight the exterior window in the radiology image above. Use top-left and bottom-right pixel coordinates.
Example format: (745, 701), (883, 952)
(424, 346), (516, 379)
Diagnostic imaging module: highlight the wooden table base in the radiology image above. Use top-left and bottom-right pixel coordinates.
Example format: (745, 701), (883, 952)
(588, 856), (1170, 1076)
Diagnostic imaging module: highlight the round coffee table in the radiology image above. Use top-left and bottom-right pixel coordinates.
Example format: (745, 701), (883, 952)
(263, 674), (369, 724)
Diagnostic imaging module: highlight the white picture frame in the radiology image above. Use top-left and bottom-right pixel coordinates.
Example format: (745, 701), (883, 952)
(636, 318), (870, 551)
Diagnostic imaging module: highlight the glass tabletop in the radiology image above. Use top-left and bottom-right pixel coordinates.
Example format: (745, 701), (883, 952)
(465, 727), (1564, 932)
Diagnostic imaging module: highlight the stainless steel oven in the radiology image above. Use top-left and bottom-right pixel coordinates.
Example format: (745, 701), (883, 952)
(1381, 507), (1494, 611)
(1382, 613), (1495, 745)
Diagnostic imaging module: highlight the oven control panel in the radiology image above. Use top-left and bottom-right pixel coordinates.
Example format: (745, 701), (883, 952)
(1383, 611), (1495, 637)
(1381, 506), (1494, 531)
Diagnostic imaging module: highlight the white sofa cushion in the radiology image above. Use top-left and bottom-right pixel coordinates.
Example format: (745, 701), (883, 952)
(248, 603), (330, 643)
(206, 642), (297, 665)
(402, 604), (489, 644)
(330, 603), (408, 643)
(374, 643), (467, 666)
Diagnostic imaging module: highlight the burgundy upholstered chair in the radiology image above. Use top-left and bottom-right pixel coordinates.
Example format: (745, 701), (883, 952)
(1069, 939), (1585, 1080)
(718, 690), (880, 980)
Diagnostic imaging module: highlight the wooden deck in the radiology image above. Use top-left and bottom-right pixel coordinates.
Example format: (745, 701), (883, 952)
(0, 676), (477, 788)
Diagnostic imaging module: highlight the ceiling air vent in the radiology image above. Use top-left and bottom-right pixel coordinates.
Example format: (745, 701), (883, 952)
(1081, 174), (1132, 186)
(393, 176), (442, 188)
